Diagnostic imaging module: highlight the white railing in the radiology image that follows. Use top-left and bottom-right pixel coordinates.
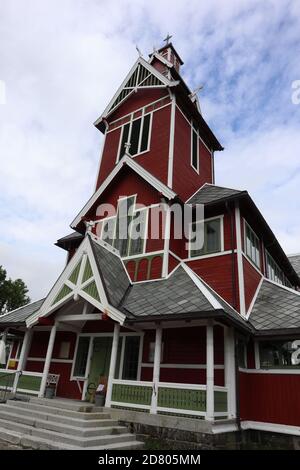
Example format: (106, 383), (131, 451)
(109, 379), (229, 419)
(0, 369), (43, 396)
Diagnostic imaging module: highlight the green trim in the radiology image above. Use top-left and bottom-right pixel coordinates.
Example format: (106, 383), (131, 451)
(214, 390), (228, 412)
(68, 259), (82, 285)
(125, 253), (163, 281)
(158, 387), (206, 412)
(82, 257), (93, 283)
(51, 284), (72, 306)
(112, 383), (152, 406)
(82, 280), (100, 302)
(18, 375), (42, 392)
(0, 372), (14, 388)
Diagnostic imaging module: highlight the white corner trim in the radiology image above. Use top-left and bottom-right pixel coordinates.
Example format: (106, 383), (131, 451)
(246, 276), (264, 319)
(241, 420), (300, 436)
(167, 94), (176, 188)
(182, 264), (222, 310)
(235, 203), (246, 316)
(71, 155), (177, 229)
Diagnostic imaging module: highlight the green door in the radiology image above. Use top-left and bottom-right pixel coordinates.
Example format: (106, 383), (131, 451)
(86, 337), (112, 402)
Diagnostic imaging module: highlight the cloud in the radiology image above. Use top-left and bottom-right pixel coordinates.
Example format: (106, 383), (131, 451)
(0, 0), (299, 299)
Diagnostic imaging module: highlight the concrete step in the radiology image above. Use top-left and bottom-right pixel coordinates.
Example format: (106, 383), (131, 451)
(7, 399), (111, 420)
(0, 426), (144, 450)
(0, 409), (127, 438)
(1, 403), (118, 428)
(0, 418), (136, 447)
(30, 397), (95, 412)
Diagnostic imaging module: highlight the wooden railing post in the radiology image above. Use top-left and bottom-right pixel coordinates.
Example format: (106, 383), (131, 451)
(150, 326), (162, 414)
(206, 321), (214, 421)
(105, 323), (120, 408)
(12, 329), (33, 395)
(39, 323), (57, 398)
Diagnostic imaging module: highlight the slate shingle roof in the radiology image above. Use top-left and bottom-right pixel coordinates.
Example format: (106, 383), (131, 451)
(288, 254), (300, 278)
(91, 240), (130, 308)
(187, 184), (245, 205)
(0, 299), (44, 325)
(249, 280), (300, 331)
(123, 266), (212, 318)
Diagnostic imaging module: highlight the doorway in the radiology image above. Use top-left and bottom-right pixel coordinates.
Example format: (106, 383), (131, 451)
(86, 337), (112, 402)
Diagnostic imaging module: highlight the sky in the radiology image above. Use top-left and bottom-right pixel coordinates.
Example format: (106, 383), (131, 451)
(0, 0), (299, 301)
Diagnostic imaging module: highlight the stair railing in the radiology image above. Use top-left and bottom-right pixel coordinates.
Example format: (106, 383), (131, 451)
(0, 370), (22, 403)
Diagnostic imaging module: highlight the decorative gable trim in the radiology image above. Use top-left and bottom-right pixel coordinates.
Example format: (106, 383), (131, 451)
(94, 57), (179, 126)
(70, 154), (177, 229)
(26, 236), (126, 327)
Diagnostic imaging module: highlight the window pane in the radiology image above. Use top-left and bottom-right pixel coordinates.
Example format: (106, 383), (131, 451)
(119, 123), (130, 160)
(259, 341), (300, 368)
(192, 129), (198, 170)
(102, 218), (116, 246)
(190, 218), (221, 257)
(141, 114), (150, 152)
(122, 336), (140, 380)
(129, 210), (147, 256)
(130, 118), (141, 155)
(206, 219), (220, 253)
(74, 337), (90, 377)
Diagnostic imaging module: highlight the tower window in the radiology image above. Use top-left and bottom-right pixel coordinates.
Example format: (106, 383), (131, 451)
(118, 112), (152, 161)
(101, 196), (148, 257)
(244, 221), (260, 268)
(191, 124), (200, 173)
(190, 217), (222, 258)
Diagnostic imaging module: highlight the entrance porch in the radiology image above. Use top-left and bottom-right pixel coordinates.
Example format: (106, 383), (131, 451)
(1, 307), (237, 424)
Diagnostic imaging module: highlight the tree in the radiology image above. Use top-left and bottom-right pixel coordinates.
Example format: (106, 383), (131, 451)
(0, 266), (30, 315)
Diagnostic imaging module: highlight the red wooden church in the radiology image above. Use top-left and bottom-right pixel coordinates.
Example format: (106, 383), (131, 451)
(1, 41), (300, 439)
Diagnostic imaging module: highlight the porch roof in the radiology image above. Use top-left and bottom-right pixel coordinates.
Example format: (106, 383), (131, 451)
(122, 265), (251, 332)
(249, 279), (300, 336)
(0, 299), (45, 327)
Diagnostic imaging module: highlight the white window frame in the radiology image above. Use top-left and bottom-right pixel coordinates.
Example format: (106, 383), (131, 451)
(265, 250), (292, 287)
(116, 110), (153, 163)
(189, 215), (224, 259)
(244, 220), (261, 268)
(100, 195), (148, 258)
(70, 332), (143, 382)
(190, 122), (200, 174)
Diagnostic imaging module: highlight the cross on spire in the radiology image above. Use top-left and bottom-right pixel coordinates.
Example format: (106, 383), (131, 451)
(163, 33), (172, 45)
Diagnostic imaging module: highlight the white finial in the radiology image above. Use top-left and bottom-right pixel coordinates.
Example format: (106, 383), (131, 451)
(84, 220), (96, 233)
(136, 45), (143, 57)
(124, 141), (131, 155)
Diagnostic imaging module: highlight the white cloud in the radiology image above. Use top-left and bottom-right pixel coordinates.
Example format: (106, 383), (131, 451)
(0, 0), (299, 299)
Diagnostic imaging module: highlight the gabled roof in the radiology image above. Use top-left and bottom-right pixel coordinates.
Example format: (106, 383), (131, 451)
(187, 183), (246, 205)
(91, 239), (130, 308)
(249, 279), (300, 334)
(94, 57), (179, 129)
(26, 235), (127, 327)
(0, 299), (45, 326)
(71, 154), (177, 229)
(288, 254), (300, 278)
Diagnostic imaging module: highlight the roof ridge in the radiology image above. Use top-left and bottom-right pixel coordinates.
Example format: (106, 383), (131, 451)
(181, 264), (222, 310)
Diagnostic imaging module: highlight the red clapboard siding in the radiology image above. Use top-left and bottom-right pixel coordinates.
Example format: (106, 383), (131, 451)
(96, 127), (121, 188)
(243, 257), (262, 311)
(49, 363), (82, 400)
(172, 107), (213, 201)
(187, 254), (240, 311)
(240, 372), (300, 426)
(109, 89), (169, 122)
